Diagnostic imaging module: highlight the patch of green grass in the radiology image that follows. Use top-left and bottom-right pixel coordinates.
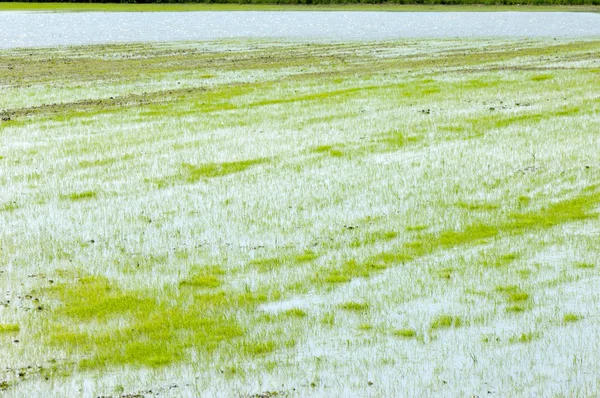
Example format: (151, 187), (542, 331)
(563, 313), (582, 323)
(531, 74), (554, 82)
(457, 201), (500, 211)
(376, 130), (420, 151)
(430, 315), (462, 330)
(496, 286), (531, 312)
(437, 224), (499, 249)
(241, 340), (277, 356)
(350, 230), (398, 248)
(48, 276), (154, 320)
(507, 291), (530, 302)
(509, 332), (540, 344)
(574, 262), (595, 269)
(282, 308), (308, 318)
(482, 252), (520, 268)
(322, 251), (411, 283)
(250, 250), (320, 272)
(358, 323), (373, 331)
(436, 267), (454, 280)
(495, 285), (531, 310)
(60, 190), (97, 201)
(320, 188), (600, 286)
(249, 257), (282, 272)
(182, 158), (266, 182)
(506, 305), (527, 313)
(44, 275), (246, 369)
(312, 145), (344, 157)
(180, 274), (221, 289)
(293, 250), (319, 263)
(320, 312), (335, 327)
(0, 201), (19, 212)
(338, 302), (369, 312)
(504, 190), (600, 232)
(392, 328), (416, 338)
(406, 225), (428, 232)
(0, 324), (20, 333)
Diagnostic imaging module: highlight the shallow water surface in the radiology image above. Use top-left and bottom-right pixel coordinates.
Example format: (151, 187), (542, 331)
(1, 11), (600, 48)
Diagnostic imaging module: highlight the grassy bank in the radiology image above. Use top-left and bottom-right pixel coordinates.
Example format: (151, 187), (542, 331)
(1, 38), (600, 396)
(1, 2), (600, 11)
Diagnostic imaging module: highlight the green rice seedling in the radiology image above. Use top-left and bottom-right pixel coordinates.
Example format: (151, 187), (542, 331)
(482, 252), (520, 268)
(457, 201), (500, 212)
(504, 190), (600, 233)
(282, 308), (307, 318)
(531, 74), (554, 82)
(358, 323), (373, 331)
(563, 313), (582, 323)
(435, 224), (499, 249)
(320, 312), (335, 327)
(495, 285), (531, 312)
(0, 324), (19, 333)
(338, 302), (369, 312)
(182, 158), (266, 182)
(312, 145), (344, 157)
(0, 201), (19, 212)
(179, 274), (221, 289)
(392, 328), (416, 338)
(406, 225), (428, 232)
(241, 340), (277, 356)
(574, 262), (595, 269)
(436, 267), (454, 280)
(293, 250), (319, 263)
(509, 332), (540, 344)
(60, 190), (96, 201)
(249, 257), (283, 272)
(430, 315), (462, 330)
(349, 230), (398, 248)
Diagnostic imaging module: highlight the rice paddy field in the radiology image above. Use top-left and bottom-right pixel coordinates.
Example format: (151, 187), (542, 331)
(1, 37), (600, 397)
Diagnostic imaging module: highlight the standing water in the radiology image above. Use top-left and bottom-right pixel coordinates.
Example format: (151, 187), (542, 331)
(1, 11), (600, 48)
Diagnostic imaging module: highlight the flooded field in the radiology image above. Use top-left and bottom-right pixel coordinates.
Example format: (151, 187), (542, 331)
(1, 11), (600, 48)
(1, 36), (600, 396)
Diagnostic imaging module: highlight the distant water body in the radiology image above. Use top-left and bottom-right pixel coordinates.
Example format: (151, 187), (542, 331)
(1, 11), (599, 48)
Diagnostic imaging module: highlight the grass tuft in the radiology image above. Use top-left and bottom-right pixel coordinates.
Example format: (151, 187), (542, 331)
(392, 328), (416, 338)
(0, 324), (20, 333)
(60, 190), (97, 201)
(430, 315), (462, 330)
(339, 302), (369, 312)
(563, 313), (582, 323)
(182, 158), (266, 182)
